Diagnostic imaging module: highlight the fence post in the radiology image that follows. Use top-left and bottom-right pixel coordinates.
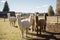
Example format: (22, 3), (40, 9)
(4, 16), (5, 22)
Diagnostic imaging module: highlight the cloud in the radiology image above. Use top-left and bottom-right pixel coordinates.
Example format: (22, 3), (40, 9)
(35, 6), (41, 9)
(0, 0), (6, 3)
(35, 4), (49, 9)
(35, 4), (49, 12)
(42, 5), (49, 7)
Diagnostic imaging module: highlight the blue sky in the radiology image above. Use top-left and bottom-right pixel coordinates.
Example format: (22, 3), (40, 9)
(0, 0), (56, 13)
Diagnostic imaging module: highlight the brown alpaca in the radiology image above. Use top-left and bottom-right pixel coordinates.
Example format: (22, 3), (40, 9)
(38, 19), (46, 34)
(32, 16), (46, 35)
(32, 12), (47, 35)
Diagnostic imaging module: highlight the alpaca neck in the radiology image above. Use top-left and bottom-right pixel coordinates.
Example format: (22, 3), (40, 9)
(29, 16), (32, 25)
(29, 16), (33, 25)
(18, 17), (21, 26)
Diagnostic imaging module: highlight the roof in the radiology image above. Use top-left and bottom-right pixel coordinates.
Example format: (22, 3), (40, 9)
(0, 11), (15, 14)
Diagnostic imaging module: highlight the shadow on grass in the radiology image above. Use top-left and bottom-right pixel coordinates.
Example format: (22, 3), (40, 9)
(45, 31), (60, 35)
(27, 31), (60, 40)
(14, 26), (18, 28)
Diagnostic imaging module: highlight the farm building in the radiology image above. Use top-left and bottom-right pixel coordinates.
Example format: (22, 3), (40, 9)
(0, 11), (15, 18)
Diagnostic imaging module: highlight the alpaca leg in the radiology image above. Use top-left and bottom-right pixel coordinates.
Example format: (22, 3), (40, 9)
(10, 22), (12, 26)
(32, 25), (34, 31)
(13, 22), (15, 27)
(26, 28), (27, 37)
(13, 22), (15, 26)
(21, 29), (24, 38)
(33, 26), (35, 31)
(44, 25), (46, 31)
(32, 21), (35, 31)
(21, 31), (24, 40)
(32, 19), (35, 31)
(19, 26), (23, 39)
(18, 26), (23, 39)
(13, 22), (14, 27)
(41, 25), (43, 32)
(20, 27), (23, 38)
(40, 26), (41, 35)
(37, 26), (38, 35)
(10, 22), (11, 26)
(12, 22), (14, 27)
(12, 22), (13, 27)
(34, 25), (36, 31)
(11, 22), (12, 26)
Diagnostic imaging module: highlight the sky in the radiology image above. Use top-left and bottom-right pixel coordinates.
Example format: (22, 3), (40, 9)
(0, 0), (56, 13)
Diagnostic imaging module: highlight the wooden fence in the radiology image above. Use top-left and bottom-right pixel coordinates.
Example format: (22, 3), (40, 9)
(47, 16), (60, 24)
(38, 16), (60, 24)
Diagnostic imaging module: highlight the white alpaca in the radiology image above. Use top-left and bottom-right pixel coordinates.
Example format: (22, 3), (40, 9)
(17, 14), (33, 38)
(7, 13), (17, 26)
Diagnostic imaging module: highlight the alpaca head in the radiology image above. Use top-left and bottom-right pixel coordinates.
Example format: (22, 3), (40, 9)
(17, 14), (22, 26)
(17, 14), (21, 19)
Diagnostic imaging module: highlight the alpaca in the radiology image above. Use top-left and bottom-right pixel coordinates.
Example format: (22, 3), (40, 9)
(38, 19), (46, 34)
(9, 17), (17, 26)
(17, 14), (33, 38)
(32, 15), (46, 35)
(7, 13), (17, 26)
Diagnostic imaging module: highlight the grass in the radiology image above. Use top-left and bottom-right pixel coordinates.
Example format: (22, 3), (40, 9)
(1, 18), (60, 40)
(0, 18), (38, 40)
(0, 18), (21, 40)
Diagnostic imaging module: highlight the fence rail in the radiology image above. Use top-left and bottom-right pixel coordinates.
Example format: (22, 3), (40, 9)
(39, 16), (60, 24)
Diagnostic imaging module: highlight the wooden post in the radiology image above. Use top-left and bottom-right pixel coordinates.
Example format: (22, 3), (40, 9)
(4, 16), (5, 22)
